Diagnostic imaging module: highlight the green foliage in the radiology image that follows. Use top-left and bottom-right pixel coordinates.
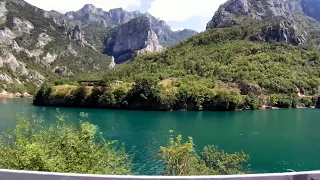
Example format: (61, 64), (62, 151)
(158, 132), (249, 175)
(202, 146), (249, 175)
(82, 23), (111, 51)
(35, 21), (320, 110)
(158, 134), (212, 175)
(0, 113), (132, 174)
(68, 86), (87, 105)
(268, 94), (299, 108)
(36, 77), (262, 111)
(102, 26), (320, 95)
(33, 83), (55, 105)
(53, 79), (79, 86)
(299, 96), (317, 107)
(243, 94), (262, 110)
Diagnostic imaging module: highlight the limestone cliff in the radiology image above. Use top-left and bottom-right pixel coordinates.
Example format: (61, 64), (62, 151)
(104, 17), (163, 64)
(0, 0), (112, 93)
(47, 4), (197, 48)
(207, 0), (320, 46)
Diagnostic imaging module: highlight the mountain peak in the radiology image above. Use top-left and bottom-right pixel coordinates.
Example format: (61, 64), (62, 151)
(109, 7), (125, 13)
(82, 4), (96, 12)
(206, 0), (320, 47)
(80, 4), (104, 15)
(207, 0), (306, 29)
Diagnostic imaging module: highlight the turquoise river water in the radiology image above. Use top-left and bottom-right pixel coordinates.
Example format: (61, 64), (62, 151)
(1, 98), (320, 175)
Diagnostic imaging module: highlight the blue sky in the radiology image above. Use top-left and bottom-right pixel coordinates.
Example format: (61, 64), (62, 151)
(25, 0), (227, 32)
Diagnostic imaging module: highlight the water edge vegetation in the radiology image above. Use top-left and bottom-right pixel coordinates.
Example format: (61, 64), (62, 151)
(0, 113), (249, 175)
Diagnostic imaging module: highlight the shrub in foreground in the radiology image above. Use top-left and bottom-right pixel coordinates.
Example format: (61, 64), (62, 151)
(158, 131), (249, 175)
(0, 114), (131, 175)
(0, 114), (250, 176)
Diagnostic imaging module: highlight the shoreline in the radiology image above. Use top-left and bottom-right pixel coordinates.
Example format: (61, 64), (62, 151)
(0, 91), (33, 99)
(32, 103), (318, 112)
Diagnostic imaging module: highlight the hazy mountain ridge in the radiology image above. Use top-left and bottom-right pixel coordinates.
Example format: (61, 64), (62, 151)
(46, 4), (198, 48)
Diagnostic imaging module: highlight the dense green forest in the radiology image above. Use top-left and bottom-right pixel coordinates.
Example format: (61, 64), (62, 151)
(34, 24), (320, 110)
(0, 114), (248, 175)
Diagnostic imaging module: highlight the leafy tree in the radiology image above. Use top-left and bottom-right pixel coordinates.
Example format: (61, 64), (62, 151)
(159, 131), (249, 176)
(33, 83), (54, 106)
(158, 133), (212, 175)
(0, 113), (132, 175)
(68, 86), (87, 105)
(202, 146), (249, 175)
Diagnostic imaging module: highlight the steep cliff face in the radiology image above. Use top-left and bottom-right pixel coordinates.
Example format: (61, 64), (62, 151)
(302, 0), (320, 21)
(144, 12), (198, 46)
(104, 17), (163, 64)
(206, 0), (320, 46)
(207, 0), (303, 28)
(49, 4), (197, 48)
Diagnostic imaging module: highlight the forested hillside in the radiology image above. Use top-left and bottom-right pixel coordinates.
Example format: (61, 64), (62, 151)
(34, 24), (320, 110)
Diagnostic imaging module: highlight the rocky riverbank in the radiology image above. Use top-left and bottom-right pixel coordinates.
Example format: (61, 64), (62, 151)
(0, 90), (32, 99)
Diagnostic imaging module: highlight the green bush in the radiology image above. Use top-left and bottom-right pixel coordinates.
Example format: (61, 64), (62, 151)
(299, 97), (315, 107)
(269, 94), (299, 108)
(158, 131), (249, 175)
(243, 94), (262, 110)
(68, 86), (87, 105)
(0, 114), (132, 174)
(33, 83), (54, 105)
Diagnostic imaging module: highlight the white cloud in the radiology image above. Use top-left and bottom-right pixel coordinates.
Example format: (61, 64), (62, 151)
(148, 0), (227, 22)
(25, 0), (141, 13)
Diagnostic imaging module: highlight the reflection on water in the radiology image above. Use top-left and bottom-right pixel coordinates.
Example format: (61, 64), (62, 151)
(1, 99), (320, 174)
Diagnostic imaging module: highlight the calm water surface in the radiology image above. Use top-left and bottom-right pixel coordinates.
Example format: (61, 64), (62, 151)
(1, 98), (320, 175)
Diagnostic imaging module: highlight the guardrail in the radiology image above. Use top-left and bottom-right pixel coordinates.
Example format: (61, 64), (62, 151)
(0, 169), (320, 180)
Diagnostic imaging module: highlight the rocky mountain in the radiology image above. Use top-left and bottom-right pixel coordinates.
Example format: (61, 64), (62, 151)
(104, 17), (163, 64)
(0, 0), (199, 93)
(0, 0), (112, 93)
(207, 0), (320, 47)
(46, 4), (198, 48)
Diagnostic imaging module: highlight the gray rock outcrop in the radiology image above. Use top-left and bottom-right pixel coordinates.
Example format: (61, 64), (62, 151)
(104, 17), (163, 64)
(207, 0), (306, 29)
(66, 25), (97, 50)
(0, 28), (16, 45)
(0, 1), (7, 25)
(0, 50), (28, 75)
(109, 56), (116, 68)
(49, 4), (197, 48)
(36, 33), (52, 48)
(52, 66), (74, 77)
(67, 25), (85, 46)
(250, 19), (307, 45)
(11, 40), (33, 57)
(12, 17), (34, 34)
(206, 0), (320, 46)
(0, 73), (13, 84)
